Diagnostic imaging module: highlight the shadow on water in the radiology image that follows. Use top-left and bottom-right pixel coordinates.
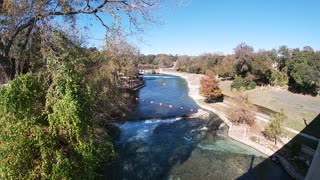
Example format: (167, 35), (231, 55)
(238, 114), (320, 180)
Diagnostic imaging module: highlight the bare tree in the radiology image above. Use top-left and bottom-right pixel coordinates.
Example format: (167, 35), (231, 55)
(228, 94), (256, 126)
(104, 37), (140, 77)
(0, 0), (160, 80)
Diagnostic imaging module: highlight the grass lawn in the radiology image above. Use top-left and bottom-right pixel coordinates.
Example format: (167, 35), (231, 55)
(219, 80), (320, 136)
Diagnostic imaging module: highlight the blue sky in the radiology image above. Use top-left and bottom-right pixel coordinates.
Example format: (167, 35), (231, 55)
(86, 0), (320, 55)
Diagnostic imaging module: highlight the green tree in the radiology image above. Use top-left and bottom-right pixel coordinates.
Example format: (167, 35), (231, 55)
(288, 48), (320, 95)
(270, 68), (288, 86)
(0, 32), (128, 179)
(264, 109), (288, 145)
(251, 50), (273, 83)
(231, 76), (256, 91)
(216, 55), (236, 78)
(277, 45), (291, 70)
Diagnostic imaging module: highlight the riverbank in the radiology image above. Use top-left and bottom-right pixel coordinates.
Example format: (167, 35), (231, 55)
(161, 69), (277, 156)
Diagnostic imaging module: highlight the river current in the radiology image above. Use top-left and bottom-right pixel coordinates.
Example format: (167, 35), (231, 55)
(107, 74), (290, 180)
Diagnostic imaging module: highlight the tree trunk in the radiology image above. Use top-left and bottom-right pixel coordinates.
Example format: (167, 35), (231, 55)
(0, 56), (13, 81)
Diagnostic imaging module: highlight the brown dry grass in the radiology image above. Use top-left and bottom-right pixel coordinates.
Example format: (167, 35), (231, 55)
(219, 80), (320, 132)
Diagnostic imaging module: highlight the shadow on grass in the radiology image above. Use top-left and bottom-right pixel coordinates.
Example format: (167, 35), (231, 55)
(288, 84), (319, 97)
(237, 114), (320, 180)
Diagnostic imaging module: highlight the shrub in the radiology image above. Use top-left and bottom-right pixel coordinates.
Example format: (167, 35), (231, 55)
(247, 81), (257, 90)
(231, 76), (256, 91)
(0, 73), (48, 179)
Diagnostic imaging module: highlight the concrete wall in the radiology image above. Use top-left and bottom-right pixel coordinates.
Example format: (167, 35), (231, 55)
(305, 142), (320, 180)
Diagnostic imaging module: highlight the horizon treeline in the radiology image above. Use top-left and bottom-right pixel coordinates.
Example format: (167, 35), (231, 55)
(169, 43), (320, 96)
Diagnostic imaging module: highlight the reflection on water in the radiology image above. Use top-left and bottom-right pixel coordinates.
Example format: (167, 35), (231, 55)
(107, 74), (290, 180)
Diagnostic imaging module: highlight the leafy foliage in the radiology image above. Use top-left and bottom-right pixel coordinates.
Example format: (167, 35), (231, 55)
(200, 70), (222, 100)
(234, 42), (254, 76)
(231, 76), (256, 91)
(251, 50), (273, 83)
(215, 55), (236, 78)
(175, 54), (222, 74)
(288, 48), (320, 95)
(171, 43), (320, 95)
(0, 62), (116, 179)
(0, 0), (159, 179)
(270, 68), (288, 86)
(0, 74), (48, 178)
(263, 109), (288, 145)
(0, 33), (122, 179)
(228, 95), (256, 126)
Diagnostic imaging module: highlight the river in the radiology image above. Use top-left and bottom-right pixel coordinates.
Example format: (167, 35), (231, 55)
(107, 74), (290, 180)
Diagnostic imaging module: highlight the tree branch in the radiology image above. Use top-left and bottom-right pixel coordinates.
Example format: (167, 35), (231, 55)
(94, 13), (109, 30)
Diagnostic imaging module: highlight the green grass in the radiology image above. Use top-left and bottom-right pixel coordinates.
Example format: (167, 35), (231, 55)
(220, 80), (320, 139)
(219, 80), (234, 97)
(287, 120), (305, 132)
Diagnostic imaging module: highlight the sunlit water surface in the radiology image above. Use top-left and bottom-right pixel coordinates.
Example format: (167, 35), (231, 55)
(107, 74), (290, 180)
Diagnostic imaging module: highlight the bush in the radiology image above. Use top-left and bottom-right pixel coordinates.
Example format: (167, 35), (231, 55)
(231, 76), (256, 91)
(0, 73), (48, 178)
(247, 81), (257, 90)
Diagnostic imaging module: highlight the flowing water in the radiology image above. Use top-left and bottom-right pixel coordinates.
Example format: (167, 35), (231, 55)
(107, 74), (290, 180)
